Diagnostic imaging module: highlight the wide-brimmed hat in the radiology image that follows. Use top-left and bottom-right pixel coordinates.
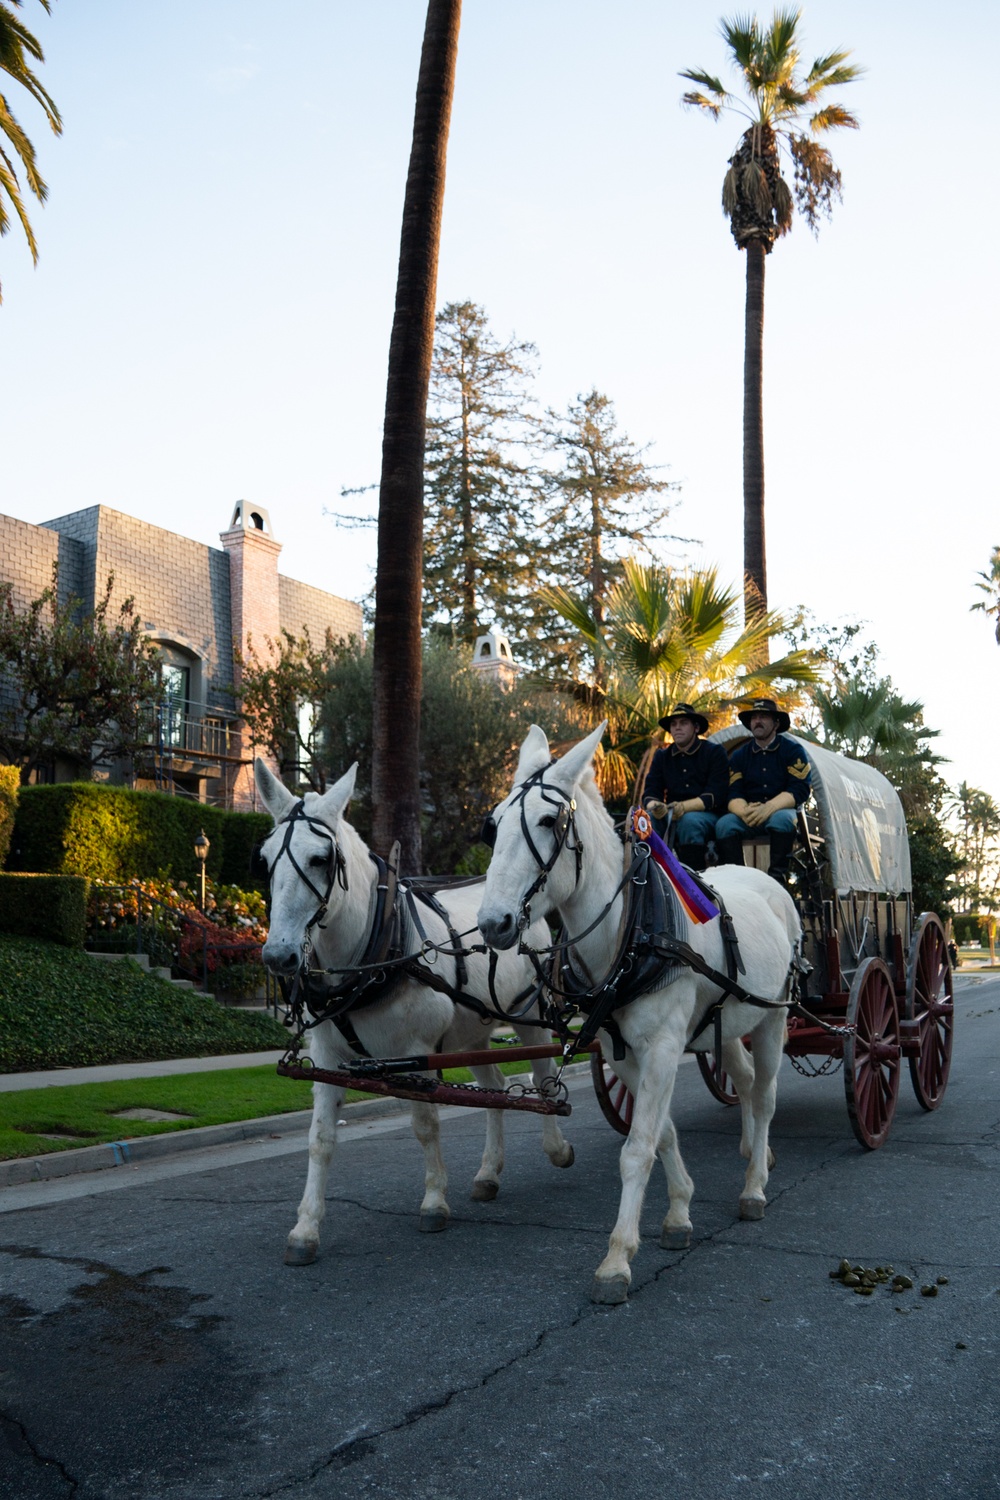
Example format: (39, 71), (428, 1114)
(658, 702), (710, 736)
(737, 697), (791, 734)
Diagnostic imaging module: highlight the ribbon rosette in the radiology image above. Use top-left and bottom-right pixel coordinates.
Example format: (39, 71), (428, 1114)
(630, 807), (719, 925)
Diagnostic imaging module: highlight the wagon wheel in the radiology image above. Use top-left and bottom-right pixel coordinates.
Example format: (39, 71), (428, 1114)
(905, 912), (955, 1111)
(591, 1046), (633, 1135)
(844, 956), (901, 1151)
(696, 1051), (740, 1106)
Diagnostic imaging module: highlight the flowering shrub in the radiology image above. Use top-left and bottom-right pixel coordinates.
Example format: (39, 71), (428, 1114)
(86, 877), (269, 996)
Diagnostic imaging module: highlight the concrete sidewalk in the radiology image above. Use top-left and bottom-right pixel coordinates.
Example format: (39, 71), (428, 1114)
(0, 1050), (288, 1093)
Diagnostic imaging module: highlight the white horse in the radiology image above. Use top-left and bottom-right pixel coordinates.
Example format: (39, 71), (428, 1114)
(254, 759), (575, 1265)
(476, 723), (801, 1304)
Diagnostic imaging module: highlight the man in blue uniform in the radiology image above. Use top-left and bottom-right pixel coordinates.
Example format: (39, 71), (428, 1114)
(715, 698), (812, 881)
(643, 703), (729, 871)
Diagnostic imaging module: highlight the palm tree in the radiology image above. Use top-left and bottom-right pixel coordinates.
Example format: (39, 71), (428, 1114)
(371, 0), (462, 872)
(681, 10), (862, 619)
(815, 674), (944, 815)
(971, 546), (1000, 644)
(0, 0), (61, 302)
(540, 558), (822, 798)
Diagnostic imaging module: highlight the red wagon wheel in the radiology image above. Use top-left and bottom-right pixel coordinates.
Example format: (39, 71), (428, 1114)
(906, 912), (955, 1111)
(696, 1050), (740, 1106)
(844, 956), (901, 1151)
(591, 1046), (633, 1135)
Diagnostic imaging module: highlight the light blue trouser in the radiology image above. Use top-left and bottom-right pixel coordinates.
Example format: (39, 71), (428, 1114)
(715, 809), (797, 838)
(668, 810), (719, 848)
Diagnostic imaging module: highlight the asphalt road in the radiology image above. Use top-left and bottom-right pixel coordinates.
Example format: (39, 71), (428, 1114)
(2, 974), (998, 1500)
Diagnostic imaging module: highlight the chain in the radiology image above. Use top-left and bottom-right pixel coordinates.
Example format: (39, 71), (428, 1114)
(503, 1072), (569, 1105)
(789, 1053), (843, 1077)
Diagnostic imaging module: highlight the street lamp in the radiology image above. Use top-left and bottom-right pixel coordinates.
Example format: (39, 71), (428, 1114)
(194, 829), (210, 911)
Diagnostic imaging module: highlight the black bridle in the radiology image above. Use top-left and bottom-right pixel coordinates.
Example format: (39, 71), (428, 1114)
(250, 798), (348, 939)
(481, 762), (584, 932)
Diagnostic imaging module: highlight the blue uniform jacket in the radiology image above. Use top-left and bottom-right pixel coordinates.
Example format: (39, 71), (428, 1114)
(644, 738), (729, 812)
(727, 734), (813, 808)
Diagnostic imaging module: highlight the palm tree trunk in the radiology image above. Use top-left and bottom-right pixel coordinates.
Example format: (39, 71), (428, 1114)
(742, 239), (767, 627)
(371, 0), (462, 871)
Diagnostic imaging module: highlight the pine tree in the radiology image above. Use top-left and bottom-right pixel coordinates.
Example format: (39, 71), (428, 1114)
(538, 389), (680, 680)
(423, 300), (541, 644)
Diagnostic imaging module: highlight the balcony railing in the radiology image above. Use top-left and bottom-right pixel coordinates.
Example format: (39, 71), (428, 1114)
(143, 702), (245, 764)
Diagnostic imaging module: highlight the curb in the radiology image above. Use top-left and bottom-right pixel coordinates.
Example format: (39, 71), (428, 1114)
(0, 1061), (593, 1189)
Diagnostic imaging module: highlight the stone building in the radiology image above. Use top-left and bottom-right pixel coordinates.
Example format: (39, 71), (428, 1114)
(0, 500), (362, 807)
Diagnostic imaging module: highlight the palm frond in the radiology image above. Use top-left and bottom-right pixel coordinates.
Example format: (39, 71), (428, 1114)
(537, 585), (600, 648)
(679, 67), (729, 99)
(682, 90), (724, 119)
(809, 104), (860, 133)
(806, 49), (853, 81)
(719, 14), (762, 74)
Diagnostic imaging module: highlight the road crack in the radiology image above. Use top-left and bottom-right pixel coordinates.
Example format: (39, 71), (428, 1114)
(0, 1408), (79, 1494)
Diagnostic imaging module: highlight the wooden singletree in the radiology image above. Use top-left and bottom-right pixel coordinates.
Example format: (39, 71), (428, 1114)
(371, 0), (462, 871)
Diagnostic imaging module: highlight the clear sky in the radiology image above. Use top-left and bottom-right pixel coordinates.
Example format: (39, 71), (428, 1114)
(2, 1), (998, 795)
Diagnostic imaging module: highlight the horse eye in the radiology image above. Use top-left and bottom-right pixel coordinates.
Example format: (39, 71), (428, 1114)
(308, 853), (329, 868)
(538, 815), (556, 828)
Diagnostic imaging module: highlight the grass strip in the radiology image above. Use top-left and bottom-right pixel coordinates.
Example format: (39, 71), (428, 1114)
(0, 1054), (587, 1160)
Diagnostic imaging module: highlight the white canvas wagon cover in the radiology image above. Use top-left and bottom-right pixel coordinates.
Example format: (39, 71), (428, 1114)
(710, 727), (911, 895)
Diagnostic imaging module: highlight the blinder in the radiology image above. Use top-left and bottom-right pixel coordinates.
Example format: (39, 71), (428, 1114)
(480, 814), (498, 849)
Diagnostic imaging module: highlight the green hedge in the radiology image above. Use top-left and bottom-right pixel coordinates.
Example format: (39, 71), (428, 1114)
(0, 873), (89, 948)
(952, 914), (986, 945)
(0, 765), (18, 869)
(0, 933), (287, 1071)
(8, 783), (272, 888)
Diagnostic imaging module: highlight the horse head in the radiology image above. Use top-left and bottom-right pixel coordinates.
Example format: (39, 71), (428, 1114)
(477, 722), (606, 950)
(254, 759), (360, 977)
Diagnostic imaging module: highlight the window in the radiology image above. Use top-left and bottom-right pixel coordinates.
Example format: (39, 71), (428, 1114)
(160, 663), (189, 749)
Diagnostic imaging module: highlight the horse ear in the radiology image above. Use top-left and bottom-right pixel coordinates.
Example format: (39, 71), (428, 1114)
(515, 724), (551, 782)
(316, 762), (358, 824)
(550, 721), (607, 791)
(255, 758), (296, 822)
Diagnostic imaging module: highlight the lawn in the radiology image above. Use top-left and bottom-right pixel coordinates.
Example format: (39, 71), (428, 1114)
(0, 1055), (575, 1160)
(0, 933), (288, 1071)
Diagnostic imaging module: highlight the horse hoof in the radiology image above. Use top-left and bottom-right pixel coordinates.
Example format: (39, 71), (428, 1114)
(739, 1196), (766, 1221)
(284, 1242), (318, 1266)
(419, 1210), (449, 1233)
(661, 1226), (692, 1251)
(552, 1144), (575, 1169)
(470, 1180), (499, 1202)
(590, 1274), (630, 1305)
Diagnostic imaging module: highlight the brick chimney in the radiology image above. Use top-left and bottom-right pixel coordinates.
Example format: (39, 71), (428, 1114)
(220, 501), (282, 681)
(221, 501), (282, 808)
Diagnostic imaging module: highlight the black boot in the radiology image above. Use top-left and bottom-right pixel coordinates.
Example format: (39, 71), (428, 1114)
(767, 831), (796, 883)
(677, 843), (707, 873)
(715, 835), (745, 867)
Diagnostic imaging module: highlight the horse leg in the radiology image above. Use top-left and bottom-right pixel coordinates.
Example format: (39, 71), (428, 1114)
(592, 1036), (681, 1304)
(469, 1063), (505, 1201)
(738, 1011), (785, 1220)
(719, 1037), (765, 1164)
(657, 1114), (695, 1250)
(512, 1025), (574, 1169)
(285, 1079), (341, 1266)
(410, 1097), (451, 1232)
